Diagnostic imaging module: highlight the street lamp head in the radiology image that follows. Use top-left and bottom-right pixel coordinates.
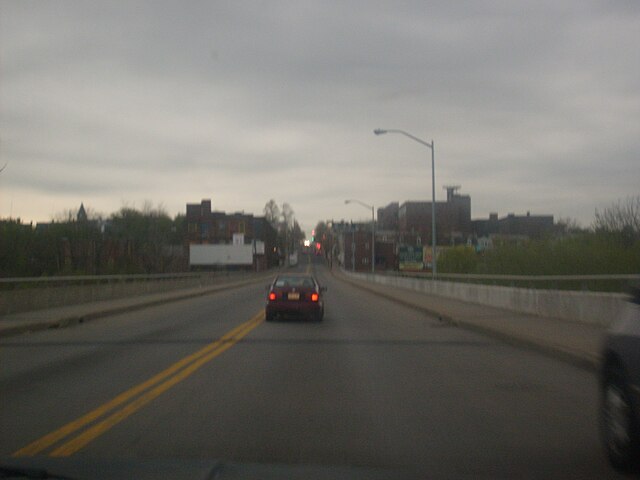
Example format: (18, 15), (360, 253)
(373, 129), (387, 136)
(344, 200), (351, 204)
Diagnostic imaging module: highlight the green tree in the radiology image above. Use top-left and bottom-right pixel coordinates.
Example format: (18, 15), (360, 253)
(0, 220), (34, 276)
(438, 246), (479, 273)
(109, 205), (177, 273)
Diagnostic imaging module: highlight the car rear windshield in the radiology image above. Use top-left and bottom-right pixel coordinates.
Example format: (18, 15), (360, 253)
(275, 277), (315, 288)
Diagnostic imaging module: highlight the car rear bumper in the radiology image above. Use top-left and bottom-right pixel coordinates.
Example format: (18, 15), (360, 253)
(266, 301), (322, 317)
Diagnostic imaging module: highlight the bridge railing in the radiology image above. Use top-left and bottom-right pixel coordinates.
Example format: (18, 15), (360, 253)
(343, 270), (639, 327)
(0, 271), (268, 316)
(382, 271), (640, 293)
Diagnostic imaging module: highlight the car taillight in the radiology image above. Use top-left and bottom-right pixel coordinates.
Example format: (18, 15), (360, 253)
(311, 293), (319, 302)
(269, 292), (277, 301)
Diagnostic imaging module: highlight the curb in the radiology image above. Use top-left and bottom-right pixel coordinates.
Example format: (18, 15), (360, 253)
(331, 268), (600, 372)
(0, 273), (276, 339)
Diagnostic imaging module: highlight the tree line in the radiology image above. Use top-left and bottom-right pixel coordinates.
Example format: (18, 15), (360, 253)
(0, 204), (186, 277)
(438, 196), (640, 276)
(263, 199), (306, 261)
(0, 199), (307, 277)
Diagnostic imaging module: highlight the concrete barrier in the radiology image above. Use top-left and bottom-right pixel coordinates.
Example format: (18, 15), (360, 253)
(343, 270), (627, 327)
(0, 271), (274, 316)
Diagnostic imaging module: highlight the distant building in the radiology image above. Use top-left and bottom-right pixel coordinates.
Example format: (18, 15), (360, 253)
(374, 230), (398, 270)
(341, 229), (372, 272)
(252, 216), (279, 269)
(377, 202), (399, 231)
(186, 199), (256, 245)
(397, 186), (471, 245)
(331, 221), (397, 272)
(185, 199), (278, 269)
(335, 186), (472, 272)
(77, 203), (88, 222)
(340, 187), (557, 270)
(472, 211), (554, 240)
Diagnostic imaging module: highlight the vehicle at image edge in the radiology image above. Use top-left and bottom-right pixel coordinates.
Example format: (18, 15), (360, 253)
(265, 273), (326, 322)
(600, 286), (640, 472)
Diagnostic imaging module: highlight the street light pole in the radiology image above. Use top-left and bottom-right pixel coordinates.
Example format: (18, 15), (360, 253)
(374, 129), (437, 279)
(345, 199), (375, 274)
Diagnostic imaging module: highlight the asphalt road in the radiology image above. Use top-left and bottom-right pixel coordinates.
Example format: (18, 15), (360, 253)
(0, 254), (626, 478)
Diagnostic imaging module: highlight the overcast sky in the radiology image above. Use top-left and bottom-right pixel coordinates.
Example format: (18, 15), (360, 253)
(1, 1), (638, 235)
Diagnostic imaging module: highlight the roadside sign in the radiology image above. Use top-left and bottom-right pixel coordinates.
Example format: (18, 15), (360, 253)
(398, 245), (423, 271)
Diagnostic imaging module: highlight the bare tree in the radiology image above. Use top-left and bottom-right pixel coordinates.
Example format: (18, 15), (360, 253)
(141, 200), (168, 218)
(291, 219), (305, 243)
(594, 195), (640, 234)
(555, 217), (583, 235)
(263, 199), (280, 227)
(53, 205), (103, 223)
(281, 202), (294, 230)
(53, 208), (77, 223)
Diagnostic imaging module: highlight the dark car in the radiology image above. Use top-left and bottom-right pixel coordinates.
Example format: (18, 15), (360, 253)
(265, 273), (326, 322)
(600, 287), (640, 472)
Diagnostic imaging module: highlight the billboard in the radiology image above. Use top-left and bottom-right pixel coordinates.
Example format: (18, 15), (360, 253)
(423, 246), (433, 269)
(189, 244), (253, 266)
(232, 233), (244, 246)
(254, 240), (265, 255)
(398, 245), (423, 271)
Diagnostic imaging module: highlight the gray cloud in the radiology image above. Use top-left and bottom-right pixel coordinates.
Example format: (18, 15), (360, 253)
(1, 1), (639, 232)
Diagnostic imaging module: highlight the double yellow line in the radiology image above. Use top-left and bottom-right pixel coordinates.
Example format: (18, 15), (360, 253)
(13, 311), (264, 458)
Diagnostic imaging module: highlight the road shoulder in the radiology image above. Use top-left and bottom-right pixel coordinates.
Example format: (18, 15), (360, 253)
(331, 268), (603, 371)
(0, 272), (277, 339)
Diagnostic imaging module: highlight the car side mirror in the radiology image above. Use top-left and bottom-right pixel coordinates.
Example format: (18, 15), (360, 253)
(320, 286), (327, 293)
(265, 285), (271, 291)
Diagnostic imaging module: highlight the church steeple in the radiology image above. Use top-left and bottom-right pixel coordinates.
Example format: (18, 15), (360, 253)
(77, 203), (87, 222)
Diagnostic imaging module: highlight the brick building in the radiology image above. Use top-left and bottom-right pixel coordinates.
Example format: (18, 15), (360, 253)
(396, 186), (471, 245)
(472, 212), (554, 240)
(377, 202), (399, 231)
(185, 199), (278, 269)
(332, 221), (397, 272)
(339, 185), (556, 272)
(341, 229), (373, 272)
(186, 200), (256, 244)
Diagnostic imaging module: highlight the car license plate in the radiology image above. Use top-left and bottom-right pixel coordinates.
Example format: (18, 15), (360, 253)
(287, 292), (300, 300)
